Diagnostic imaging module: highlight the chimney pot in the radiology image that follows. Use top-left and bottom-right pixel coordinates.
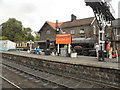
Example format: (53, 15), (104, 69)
(56, 20), (58, 28)
(71, 14), (77, 22)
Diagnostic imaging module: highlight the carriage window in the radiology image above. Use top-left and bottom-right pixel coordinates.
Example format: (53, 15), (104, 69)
(19, 43), (21, 47)
(27, 43), (29, 47)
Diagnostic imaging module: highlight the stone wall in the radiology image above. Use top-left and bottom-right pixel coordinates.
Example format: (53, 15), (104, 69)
(2, 53), (120, 88)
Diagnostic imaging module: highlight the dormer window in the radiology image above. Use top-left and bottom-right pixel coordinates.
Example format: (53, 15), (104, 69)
(80, 29), (85, 34)
(46, 30), (50, 34)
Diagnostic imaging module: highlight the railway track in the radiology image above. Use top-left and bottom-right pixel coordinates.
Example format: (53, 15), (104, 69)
(0, 75), (22, 89)
(1, 62), (65, 89)
(1, 59), (119, 89)
(1, 59), (95, 89)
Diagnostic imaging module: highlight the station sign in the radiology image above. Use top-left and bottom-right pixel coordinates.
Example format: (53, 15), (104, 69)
(56, 34), (72, 44)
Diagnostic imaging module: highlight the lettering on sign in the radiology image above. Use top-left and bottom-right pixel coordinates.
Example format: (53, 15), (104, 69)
(56, 34), (72, 44)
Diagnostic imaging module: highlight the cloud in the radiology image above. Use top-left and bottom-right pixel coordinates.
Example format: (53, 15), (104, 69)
(0, 0), (3, 5)
(19, 3), (37, 14)
(118, 1), (120, 18)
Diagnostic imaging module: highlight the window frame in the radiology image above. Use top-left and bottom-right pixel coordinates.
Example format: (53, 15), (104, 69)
(93, 25), (96, 34)
(79, 29), (85, 34)
(70, 30), (75, 35)
(46, 30), (51, 35)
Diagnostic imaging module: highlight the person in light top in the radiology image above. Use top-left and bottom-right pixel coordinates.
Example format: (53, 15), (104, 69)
(95, 43), (99, 59)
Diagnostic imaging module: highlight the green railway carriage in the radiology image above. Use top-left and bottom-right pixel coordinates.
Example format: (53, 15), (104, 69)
(16, 41), (34, 51)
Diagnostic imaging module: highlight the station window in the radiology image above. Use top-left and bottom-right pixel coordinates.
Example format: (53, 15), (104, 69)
(116, 29), (120, 36)
(46, 30), (51, 34)
(80, 29), (85, 34)
(70, 30), (75, 34)
(93, 25), (96, 34)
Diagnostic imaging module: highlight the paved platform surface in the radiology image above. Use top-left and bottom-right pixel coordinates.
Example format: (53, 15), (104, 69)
(1, 51), (120, 70)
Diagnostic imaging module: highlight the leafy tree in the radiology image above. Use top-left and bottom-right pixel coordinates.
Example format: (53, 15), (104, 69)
(34, 31), (40, 41)
(27, 33), (34, 41)
(14, 33), (25, 42)
(2, 18), (24, 41)
(34, 36), (40, 41)
(1, 18), (35, 42)
(0, 36), (8, 40)
(25, 27), (32, 32)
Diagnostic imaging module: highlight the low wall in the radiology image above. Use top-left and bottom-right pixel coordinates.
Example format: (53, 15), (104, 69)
(2, 52), (120, 88)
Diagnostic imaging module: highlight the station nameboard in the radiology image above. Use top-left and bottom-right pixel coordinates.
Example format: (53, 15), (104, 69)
(56, 34), (72, 44)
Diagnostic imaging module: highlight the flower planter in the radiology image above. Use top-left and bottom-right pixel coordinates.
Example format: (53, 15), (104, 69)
(70, 53), (77, 58)
(51, 52), (55, 56)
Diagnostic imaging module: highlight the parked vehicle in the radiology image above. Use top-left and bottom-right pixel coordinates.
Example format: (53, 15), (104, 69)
(16, 41), (34, 51)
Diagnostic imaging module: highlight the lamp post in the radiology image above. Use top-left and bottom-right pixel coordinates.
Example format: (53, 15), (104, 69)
(30, 40), (32, 51)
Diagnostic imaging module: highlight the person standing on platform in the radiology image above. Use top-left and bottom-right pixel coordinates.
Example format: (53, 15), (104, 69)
(109, 47), (112, 59)
(106, 42), (111, 58)
(37, 45), (41, 55)
(95, 43), (99, 59)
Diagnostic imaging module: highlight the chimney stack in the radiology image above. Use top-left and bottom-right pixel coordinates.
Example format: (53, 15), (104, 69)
(55, 20), (58, 29)
(71, 14), (77, 22)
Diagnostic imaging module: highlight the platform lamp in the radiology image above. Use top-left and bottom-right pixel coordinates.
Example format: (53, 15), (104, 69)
(30, 40), (32, 51)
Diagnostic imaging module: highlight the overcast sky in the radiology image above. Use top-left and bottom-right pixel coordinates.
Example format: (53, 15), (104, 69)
(0, 0), (119, 31)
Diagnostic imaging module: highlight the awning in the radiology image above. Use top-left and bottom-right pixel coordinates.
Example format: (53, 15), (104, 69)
(72, 38), (97, 44)
(35, 40), (46, 43)
(35, 39), (56, 43)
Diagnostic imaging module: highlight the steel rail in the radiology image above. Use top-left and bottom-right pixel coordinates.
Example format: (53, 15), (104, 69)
(1, 62), (71, 89)
(0, 75), (23, 90)
(1, 60), (120, 89)
(15, 61), (120, 89)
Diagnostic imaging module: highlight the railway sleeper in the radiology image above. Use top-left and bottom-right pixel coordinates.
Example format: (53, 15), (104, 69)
(1, 60), (99, 89)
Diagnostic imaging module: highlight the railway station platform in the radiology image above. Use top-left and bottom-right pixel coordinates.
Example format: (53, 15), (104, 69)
(1, 51), (119, 70)
(1, 51), (120, 88)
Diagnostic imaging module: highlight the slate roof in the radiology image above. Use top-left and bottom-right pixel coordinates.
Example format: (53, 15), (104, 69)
(60, 17), (94, 29)
(38, 17), (95, 33)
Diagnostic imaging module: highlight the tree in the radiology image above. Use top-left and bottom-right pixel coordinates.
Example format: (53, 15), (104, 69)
(14, 33), (25, 42)
(34, 36), (40, 41)
(0, 36), (8, 40)
(27, 33), (34, 41)
(34, 31), (40, 41)
(2, 18), (24, 41)
(1, 18), (35, 42)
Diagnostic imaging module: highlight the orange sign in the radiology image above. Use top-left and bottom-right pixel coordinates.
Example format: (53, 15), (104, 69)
(56, 34), (72, 44)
